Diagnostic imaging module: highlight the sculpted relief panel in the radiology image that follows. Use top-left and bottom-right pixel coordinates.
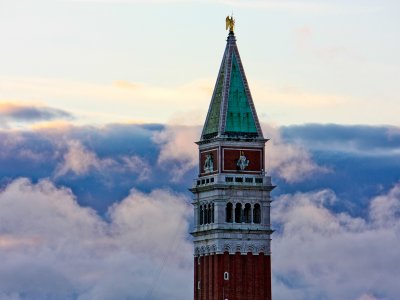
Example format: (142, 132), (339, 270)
(222, 148), (263, 173)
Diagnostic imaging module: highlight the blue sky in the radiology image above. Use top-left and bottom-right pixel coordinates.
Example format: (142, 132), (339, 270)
(0, 1), (400, 299)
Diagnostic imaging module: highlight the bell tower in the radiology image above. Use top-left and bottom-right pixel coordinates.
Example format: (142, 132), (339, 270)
(190, 18), (274, 300)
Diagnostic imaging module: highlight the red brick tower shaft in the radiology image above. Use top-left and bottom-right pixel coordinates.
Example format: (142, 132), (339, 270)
(194, 253), (271, 300)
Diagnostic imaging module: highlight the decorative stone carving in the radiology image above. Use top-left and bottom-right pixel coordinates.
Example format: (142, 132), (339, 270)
(236, 244), (242, 253)
(247, 244), (255, 253)
(194, 239), (271, 255)
(237, 151), (249, 170)
(203, 154), (214, 173)
(223, 243), (231, 253)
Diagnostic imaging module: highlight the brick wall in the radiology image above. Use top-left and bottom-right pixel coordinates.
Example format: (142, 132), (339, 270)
(194, 252), (271, 300)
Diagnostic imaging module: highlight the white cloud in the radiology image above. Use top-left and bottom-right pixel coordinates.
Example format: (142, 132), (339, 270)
(1, 178), (400, 299)
(369, 183), (400, 228)
(152, 125), (201, 182)
(54, 140), (151, 180)
(272, 184), (400, 299)
(263, 123), (329, 182)
(55, 140), (111, 176)
(120, 155), (151, 181)
(0, 178), (192, 300)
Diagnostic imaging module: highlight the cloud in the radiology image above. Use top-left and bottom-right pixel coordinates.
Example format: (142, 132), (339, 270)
(0, 121), (400, 299)
(0, 102), (73, 127)
(369, 183), (400, 227)
(263, 123), (329, 182)
(3, 75), (399, 127)
(1, 178), (400, 299)
(356, 295), (380, 300)
(55, 140), (116, 177)
(0, 122), (398, 215)
(112, 80), (141, 90)
(120, 155), (151, 181)
(252, 81), (348, 109)
(0, 77), (211, 126)
(54, 139), (152, 183)
(272, 184), (400, 299)
(0, 178), (192, 300)
(152, 125), (201, 182)
(281, 124), (400, 155)
(0, 124), (161, 213)
(151, 123), (327, 183)
(249, 75), (399, 126)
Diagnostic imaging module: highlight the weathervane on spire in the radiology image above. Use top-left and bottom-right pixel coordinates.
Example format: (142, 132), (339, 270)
(226, 15), (235, 33)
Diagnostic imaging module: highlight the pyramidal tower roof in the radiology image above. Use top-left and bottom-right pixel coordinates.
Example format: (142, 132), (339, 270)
(201, 25), (264, 141)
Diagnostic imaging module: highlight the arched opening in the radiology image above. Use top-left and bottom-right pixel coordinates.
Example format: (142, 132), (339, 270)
(226, 202), (233, 223)
(235, 203), (242, 223)
(204, 204), (208, 224)
(253, 203), (261, 224)
(199, 205), (204, 225)
(244, 203), (251, 223)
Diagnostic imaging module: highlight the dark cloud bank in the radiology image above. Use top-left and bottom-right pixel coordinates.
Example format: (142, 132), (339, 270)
(0, 123), (399, 299)
(0, 103), (73, 126)
(1, 123), (398, 215)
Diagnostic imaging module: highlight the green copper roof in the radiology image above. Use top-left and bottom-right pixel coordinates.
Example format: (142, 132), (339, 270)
(201, 32), (263, 140)
(225, 53), (257, 134)
(202, 56), (225, 137)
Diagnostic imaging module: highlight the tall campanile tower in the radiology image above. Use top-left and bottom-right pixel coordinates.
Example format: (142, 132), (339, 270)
(190, 17), (274, 300)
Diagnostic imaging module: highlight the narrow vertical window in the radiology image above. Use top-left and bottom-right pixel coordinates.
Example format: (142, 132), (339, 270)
(244, 203), (251, 223)
(253, 203), (261, 224)
(207, 204), (212, 224)
(204, 204), (208, 224)
(211, 203), (215, 223)
(226, 202), (233, 223)
(235, 203), (242, 223)
(200, 205), (204, 225)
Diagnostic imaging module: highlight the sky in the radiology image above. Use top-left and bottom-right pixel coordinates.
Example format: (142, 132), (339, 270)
(0, 1), (400, 300)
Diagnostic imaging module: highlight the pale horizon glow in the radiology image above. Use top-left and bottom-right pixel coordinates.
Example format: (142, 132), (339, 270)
(1, 0), (399, 129)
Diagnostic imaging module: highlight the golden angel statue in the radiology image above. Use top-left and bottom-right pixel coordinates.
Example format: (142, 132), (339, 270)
(226, 15), (235, 32)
